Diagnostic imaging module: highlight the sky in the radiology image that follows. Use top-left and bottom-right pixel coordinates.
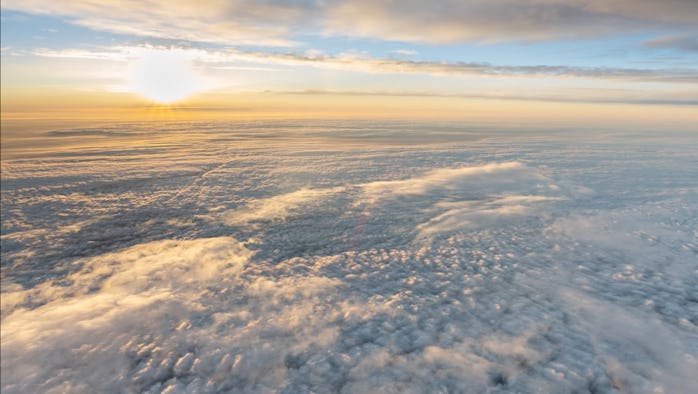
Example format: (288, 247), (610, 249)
(1, 0), (698, 125)
(2, 3), (698, 392)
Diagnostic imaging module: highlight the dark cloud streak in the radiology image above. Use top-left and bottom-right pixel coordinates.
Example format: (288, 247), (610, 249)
(278, 89), (698, 106)
(645, 35), (698, 52)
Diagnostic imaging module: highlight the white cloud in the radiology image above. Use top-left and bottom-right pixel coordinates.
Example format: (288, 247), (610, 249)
(360, 161), (552, 200)
(2, 237), (251, 391)
(560, 288), (698, 393)
(1, 236), (349, 393)
(390, 49), (418, 56)
(2, 121), (697, 393)
(416, 196), (562, 237)
(546, 210), (698, 280)
(220, 187), (345, 225)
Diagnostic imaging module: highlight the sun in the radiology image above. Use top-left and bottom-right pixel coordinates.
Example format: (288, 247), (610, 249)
(128, 50), (202, 104)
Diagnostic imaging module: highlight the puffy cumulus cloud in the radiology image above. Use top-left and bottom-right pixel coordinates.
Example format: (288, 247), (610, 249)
(2, 237), (250, 391)
(546, 209), (698, 280)
(1, 237), (348, 393)
(1, 237), (251, 316)
(326, 0), (698, 44)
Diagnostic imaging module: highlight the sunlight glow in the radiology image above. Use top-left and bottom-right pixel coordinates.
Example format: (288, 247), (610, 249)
(127, 50), (202, 104)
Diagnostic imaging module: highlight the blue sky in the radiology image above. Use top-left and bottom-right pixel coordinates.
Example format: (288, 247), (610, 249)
(3, 8), (696, 69)
(1, 1), (697, 118)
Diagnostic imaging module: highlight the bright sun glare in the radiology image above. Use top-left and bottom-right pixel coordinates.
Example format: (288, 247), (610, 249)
(128, 51), (201, 104)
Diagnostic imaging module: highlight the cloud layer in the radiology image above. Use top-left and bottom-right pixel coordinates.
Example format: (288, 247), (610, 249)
(2, 120), (697, 392)
(5, 0), (698, 45)
(3, 0), (313, 46)
(326, 0), (698, 44)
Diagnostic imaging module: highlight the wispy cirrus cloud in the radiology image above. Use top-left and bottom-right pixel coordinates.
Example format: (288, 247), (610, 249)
(389, 49), (418, 57)
(34, 46), (698, 84)
(246, 50), (698, 83)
